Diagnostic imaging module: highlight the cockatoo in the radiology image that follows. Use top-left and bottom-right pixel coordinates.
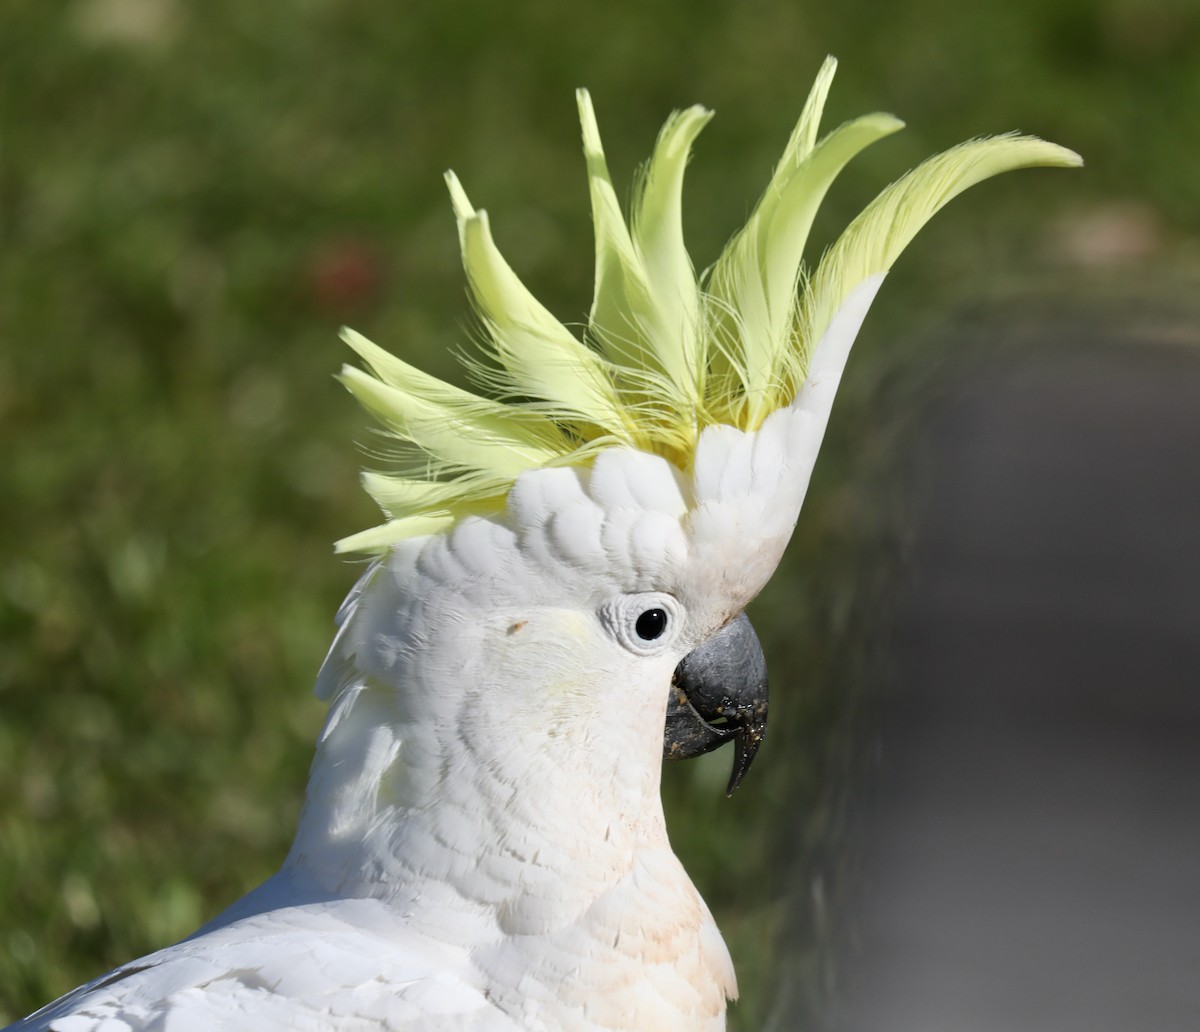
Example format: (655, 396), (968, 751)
(11, 58), (1078, 1032)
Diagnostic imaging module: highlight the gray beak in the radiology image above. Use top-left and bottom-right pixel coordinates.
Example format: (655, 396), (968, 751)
(662, 612), (769, 795)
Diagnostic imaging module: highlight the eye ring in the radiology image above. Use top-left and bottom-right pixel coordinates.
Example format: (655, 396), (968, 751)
(600, 593), (684, 656)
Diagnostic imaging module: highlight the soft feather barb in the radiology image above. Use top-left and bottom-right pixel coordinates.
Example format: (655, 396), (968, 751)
(336, 56), (1080, 553)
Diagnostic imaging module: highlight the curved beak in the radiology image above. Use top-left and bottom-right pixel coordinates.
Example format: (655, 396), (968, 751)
(662, 612), (769, 795)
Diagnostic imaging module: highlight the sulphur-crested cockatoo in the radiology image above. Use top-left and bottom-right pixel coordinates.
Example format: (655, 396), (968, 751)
(11, 58), (1078, 1032)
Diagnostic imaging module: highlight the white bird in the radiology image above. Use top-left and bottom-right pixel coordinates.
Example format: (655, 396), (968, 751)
(10, 58), (1079, 1032)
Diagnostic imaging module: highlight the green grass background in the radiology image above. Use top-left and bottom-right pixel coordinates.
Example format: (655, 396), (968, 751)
(2, 0), (1197, 1026)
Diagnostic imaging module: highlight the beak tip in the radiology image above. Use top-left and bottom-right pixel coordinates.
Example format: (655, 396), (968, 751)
(723, 720), (766, 796)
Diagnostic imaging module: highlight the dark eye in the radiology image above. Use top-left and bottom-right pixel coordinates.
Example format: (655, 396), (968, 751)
(600, 593), (682, 655)
(635, 608), (668, 641)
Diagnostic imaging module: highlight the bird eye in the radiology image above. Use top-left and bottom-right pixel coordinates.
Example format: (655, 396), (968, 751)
(600, 592), (684, 656)
(635, 608), (668, 641)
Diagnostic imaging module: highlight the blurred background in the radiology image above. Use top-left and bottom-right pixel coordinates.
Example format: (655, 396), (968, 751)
(1, 1), (1197, 1028)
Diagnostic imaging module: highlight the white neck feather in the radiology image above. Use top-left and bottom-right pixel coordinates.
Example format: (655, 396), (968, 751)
(279, 542), (736, 1025)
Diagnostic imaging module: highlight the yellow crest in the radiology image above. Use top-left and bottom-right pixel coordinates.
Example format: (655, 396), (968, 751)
(336, 57), (1080, 554)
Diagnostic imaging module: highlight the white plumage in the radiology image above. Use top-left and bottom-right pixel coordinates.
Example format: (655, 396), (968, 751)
(12, 59), (1078, 1028)
(18, 288), (864, 1028)
(9, 279), (1004, 1031)
(22, 402), (820, 1029)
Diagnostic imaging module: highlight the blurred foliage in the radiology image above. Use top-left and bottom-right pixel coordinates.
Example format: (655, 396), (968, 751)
(1, 0), (1196, 1026)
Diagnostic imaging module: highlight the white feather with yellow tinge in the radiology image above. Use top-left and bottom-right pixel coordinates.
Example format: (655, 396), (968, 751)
(9, 275), (924, 1032)
(11, 57), (1078, 1032)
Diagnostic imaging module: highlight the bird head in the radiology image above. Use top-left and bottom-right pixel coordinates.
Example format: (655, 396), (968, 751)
(323, 57), (1080, 800)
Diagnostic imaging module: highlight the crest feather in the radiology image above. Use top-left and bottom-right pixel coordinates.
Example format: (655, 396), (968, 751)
(707, 105), (905, 425)
(446, 172), (632, 439)
(335, 62), (1079, 553)
(629, 102), (713, 408)
(797, 134), (1082, 358)
(338, 328), (568, 476)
